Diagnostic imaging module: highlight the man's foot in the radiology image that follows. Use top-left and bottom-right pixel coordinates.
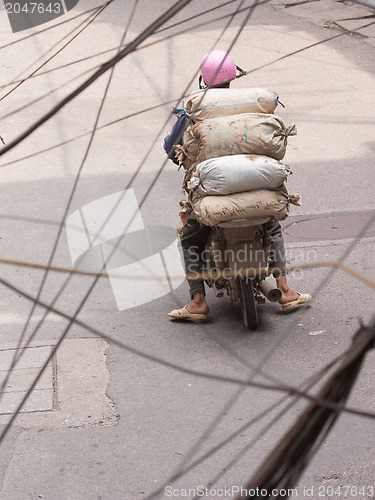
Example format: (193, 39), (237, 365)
(280, 291), (312, 308)
(278, 288), (301, 305)
(187, 292), (209, 315)
(185, 301), (209, 316)
(168, 305), (208, 320)
(276, 276), (311, 307)
(168, 292), (209, 320)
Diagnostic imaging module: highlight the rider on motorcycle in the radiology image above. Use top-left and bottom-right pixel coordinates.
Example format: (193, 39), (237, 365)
(165, 50), (312, 320)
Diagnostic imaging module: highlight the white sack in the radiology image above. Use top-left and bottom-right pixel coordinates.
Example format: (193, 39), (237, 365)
(190, 155), (291, 196)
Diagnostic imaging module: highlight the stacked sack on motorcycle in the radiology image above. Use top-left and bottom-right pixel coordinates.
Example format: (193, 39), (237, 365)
(190, 155), (291, 196)
(185, 87), (279, 120)
(193, 189), (301, 226)
(175, 112), (296, 165)
(173, 88), (300, 226)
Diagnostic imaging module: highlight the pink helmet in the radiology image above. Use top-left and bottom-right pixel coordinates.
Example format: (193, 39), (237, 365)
(200, 50), (236, 87)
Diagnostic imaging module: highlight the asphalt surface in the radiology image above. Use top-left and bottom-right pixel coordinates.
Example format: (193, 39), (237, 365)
(0, 0), (375, 499)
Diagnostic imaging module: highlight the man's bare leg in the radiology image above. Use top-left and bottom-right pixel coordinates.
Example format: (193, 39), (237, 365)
(186, 292), (210, 315)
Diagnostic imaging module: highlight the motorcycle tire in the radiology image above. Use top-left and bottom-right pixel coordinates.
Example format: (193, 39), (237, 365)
(238, 277), (259, 330)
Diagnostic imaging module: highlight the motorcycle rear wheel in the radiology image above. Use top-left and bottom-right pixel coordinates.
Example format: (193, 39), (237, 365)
(238, 277), (259, 330)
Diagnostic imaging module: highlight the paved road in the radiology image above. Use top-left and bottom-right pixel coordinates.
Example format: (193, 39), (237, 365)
(0, 0), (375, 499)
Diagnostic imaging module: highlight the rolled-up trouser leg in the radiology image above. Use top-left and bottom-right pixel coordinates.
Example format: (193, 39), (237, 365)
(180, 218), (212, 299)
(266, 218), (287, 278)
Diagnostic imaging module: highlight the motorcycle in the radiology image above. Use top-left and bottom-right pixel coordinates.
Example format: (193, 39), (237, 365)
(203, 217), (282, 329)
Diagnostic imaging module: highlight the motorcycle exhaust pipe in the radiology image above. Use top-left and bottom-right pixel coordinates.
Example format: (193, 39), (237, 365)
(259, 280), (282, 302)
